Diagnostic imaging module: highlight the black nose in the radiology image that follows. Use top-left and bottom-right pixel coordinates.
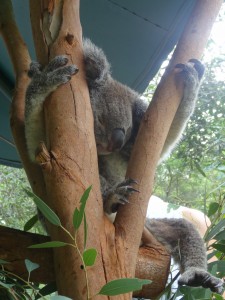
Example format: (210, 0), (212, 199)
(107, 128), (125, 152)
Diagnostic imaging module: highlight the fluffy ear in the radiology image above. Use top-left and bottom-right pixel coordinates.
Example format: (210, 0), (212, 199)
(131, 98), (148, 139)
(83, 39), (111, 86)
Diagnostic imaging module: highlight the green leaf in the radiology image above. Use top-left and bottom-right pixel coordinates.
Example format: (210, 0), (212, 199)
(24, 215), (39, 231)
(207, 202), (220, 217)
(0, 259), (9, 264)
(83, 248), (97, 267)
(0, 281), (14, 289)
(208, 260), (225, 276)
(80, 185), (92, 208)
(29, 241), (68, 249)
(50, 296), (72, 300)
(25, 259), (39, 273)
(83, 212), (88, 249)
(35, 282), (57, 299)
(73, 186), (92, 230)
(213, 293), (224, 300)
(212, 243), (225, 253)
(205, 219), (225, 241)
(194, 161), (207, 177)
(23, 188), (61, 226)
(214, 230), (225, 241)
(98, 278), (151, 296)
(73, 208), (81, 230)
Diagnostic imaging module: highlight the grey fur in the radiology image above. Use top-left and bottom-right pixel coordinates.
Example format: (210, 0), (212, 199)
(24, 39), (224, 293)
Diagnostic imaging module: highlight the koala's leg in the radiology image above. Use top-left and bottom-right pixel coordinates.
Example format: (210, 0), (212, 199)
(160, 60), (205, 161)
(83, 38), (111, 87)
(145, 218), (224, 294)
(25, 56), (78, 161)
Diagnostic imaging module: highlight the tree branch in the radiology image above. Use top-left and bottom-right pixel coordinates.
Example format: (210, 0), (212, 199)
(29, 1), (107, 298)
(0, 225), (170, 299)
(115, 0), (223, 279)
(0, 0), (46, 200)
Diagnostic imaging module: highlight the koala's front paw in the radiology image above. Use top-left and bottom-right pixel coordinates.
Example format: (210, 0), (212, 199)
(103, 178), (138, 214)
(27, 56), (79, 98)
(178, 267), (224, 294)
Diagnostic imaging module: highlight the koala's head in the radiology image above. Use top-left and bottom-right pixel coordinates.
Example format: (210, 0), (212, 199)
(90, 79), (139, 155)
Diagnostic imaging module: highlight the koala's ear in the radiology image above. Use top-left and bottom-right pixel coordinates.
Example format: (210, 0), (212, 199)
(132, 98), (148, 125)
(84, 57), (102, 80)
(83, 38), (111, 85)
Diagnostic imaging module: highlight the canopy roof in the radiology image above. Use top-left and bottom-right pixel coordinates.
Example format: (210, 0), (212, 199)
(0, 0), (196, 168)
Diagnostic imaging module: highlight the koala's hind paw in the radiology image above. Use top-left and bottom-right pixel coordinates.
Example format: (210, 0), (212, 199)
(178, 268), (224, 294)
(103, 178), (139, 214)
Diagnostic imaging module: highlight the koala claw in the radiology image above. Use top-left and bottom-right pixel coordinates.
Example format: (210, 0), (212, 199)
(178, 268), (224, 294)
(26, 57), (78, 99)
(103, 178), (139, 214)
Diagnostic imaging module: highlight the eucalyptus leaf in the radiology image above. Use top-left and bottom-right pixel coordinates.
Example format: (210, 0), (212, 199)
(25, 259), (39, 273)
(23, 188), (61, 226)
(212, 243), (225, 253)
(214, 230), (225, 241)
(207, 202), (220, 217)
(0, 259), (9, 264)
(83, 248), (97, 266)
(29, 241), (68, 249)
(73, 208), (81, 230)
(205, 219), (225, 241)
(35, 282), (57, 299)
(98, 278), (151, 296)
(73, 186), (92, 230)
(50, 296), (72, 300)
(213, 293), (224, 300)
(194, 161), (206, 177)
(0, 281), (14, 289)
(208, 260), (225, 276)
(83, 212), (88, 249)
(24, 214), (39, 231)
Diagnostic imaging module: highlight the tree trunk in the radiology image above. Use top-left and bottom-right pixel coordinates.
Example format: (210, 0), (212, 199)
(0, 0), (223, 299)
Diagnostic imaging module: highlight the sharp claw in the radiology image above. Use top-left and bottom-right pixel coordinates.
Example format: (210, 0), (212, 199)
(119, 198), (129, 204)
(117, 178), (138, 188)
(127, 178), (139, 185)
(127, 187), (139, 193)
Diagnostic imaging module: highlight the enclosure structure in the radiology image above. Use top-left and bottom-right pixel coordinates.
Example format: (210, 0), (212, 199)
(0, 0), (223, 299)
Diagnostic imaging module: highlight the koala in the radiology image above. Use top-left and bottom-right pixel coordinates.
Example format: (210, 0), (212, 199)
(24, 39), (224, 294)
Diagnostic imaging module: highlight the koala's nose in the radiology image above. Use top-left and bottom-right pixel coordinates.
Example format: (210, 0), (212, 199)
(107, 128), (125, 152)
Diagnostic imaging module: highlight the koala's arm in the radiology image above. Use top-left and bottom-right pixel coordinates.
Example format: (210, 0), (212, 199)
(145, 218), (224, 294)
(160, 60), (205, 161)
(25, 57), (78, 161)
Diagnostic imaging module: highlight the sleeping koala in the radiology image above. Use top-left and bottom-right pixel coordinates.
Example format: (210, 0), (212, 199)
(25, 39), (224, 294)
